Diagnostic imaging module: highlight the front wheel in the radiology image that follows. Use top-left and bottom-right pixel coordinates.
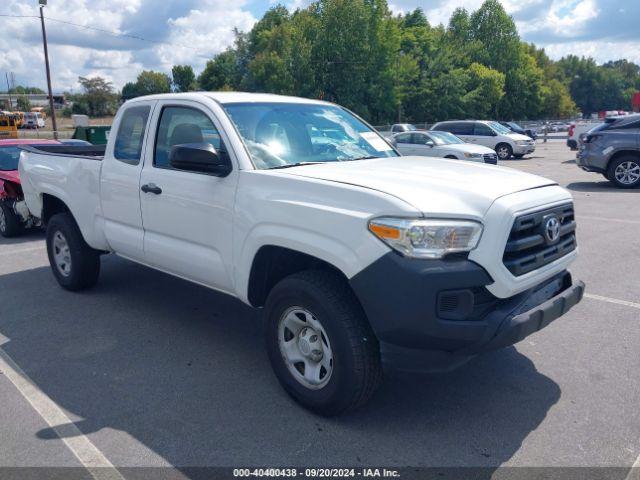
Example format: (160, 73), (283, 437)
(265, 270), (382, 416)
(46, 213), (101, 291)
(496, 143), (513, 160)
(0, 201), (22, 238)
(607, 156), (640, 189)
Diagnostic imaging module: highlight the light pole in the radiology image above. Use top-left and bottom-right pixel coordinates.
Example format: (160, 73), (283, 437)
(39, 0), (58, 139)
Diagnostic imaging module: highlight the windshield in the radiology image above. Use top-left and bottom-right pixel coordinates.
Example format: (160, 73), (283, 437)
(507, 122), (523, 130)
(489, 122), (512, 135)
(222, 102), (399, 169)
(428, 131), (463, 145)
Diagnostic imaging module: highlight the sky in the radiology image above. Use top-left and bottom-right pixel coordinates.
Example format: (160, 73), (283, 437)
(1, 0), (639, 93)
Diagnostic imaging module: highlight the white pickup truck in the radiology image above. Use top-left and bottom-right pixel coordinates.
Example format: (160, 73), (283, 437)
(20, 92), (584, 415)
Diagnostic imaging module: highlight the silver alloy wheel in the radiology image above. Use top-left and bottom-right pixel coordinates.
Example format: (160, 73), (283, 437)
(0, 206), (6, 233)
(278, 306), (333, 390)
(52, 230), (72, 277)
(614, 161), (640, 185)
(497, 146), (511, 159)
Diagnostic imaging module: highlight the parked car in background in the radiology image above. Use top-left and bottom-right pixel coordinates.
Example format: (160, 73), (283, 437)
(499, 121), (537, 140)
(390, 123), (418, 134)
(549, 122), (570, 133)
(23, 112), (45, 129)
(19, 92), (584, 415)
(0, 139), (61, 237)
(567, 123), (597, 150)
(577, 114), (640, 188)
(431, 120), (535, 160)
(392, 130), (498, 164)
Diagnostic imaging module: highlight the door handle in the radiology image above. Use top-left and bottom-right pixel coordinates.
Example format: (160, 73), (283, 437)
(141, 183), (162, 195)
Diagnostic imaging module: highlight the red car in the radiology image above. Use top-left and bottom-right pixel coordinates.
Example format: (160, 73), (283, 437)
(0, 139), (60, 237)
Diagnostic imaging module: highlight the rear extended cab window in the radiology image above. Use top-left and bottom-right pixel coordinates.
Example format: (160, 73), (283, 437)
(113, 105), (151, 165)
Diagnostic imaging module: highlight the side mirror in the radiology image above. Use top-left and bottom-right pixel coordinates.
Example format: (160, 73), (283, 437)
(425, 140), (435, 147)
(169, 142), (232, 177)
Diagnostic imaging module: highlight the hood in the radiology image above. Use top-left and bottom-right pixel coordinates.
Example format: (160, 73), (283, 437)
(0, 170), (20, 184)
(507, 133), (533, 141)
(444, 143), (496, 154)
(278, 157), (555, 218)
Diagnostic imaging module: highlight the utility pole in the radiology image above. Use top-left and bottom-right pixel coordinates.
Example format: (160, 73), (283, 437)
(5, 73), (12, 110)
(39, 0), (58, 139)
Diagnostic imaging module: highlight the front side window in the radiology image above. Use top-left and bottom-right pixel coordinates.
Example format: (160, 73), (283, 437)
(222, 102), (398, 169)
(113, 105), (151, 165)
(154, 106), (224, 169)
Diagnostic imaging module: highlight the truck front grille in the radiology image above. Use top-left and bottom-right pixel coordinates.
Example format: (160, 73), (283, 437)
(503, 203), (576, 276)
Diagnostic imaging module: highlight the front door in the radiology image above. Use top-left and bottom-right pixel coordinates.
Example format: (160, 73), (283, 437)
(139, 101), (238, 293)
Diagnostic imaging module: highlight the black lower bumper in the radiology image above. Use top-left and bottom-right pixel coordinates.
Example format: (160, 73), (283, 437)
(349, 253), (584, 372)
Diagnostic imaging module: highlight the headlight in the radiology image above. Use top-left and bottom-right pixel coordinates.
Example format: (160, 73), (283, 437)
(516, 140), (530, 146)
(368, 217), (483, 259)
(463, 152), (483, 158)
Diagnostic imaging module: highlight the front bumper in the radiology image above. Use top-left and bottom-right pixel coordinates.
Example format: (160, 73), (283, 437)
(513, 144), (536, 155)
(349, 253), (584, 373)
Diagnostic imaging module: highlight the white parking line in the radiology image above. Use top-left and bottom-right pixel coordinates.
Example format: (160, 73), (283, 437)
(577, 215), (640, 226)
(585, 293), (640, 310)
(0, 245), (45, 256)
(0, 336), (124, 480)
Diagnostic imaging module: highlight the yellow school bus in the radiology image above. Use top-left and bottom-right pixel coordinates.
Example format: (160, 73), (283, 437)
(30, 107), (47, 120)
(11, 111), (24, 129)
(0, 113), (19, 139)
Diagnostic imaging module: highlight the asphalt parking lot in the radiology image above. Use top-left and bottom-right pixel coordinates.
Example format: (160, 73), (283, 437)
(0, 140), (639, 479)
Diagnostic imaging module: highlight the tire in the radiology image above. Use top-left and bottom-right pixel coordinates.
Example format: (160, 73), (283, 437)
(495, 143), (513, 160)
(606, 156), (640, 189)
(46, 213), (101, 291)
(265, 270), (382, 416)
(0, 201), (22, 238)
(513, 154), (525, 159)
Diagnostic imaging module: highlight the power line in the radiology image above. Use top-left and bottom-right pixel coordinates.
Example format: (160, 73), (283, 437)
(0, 13), (212, 56)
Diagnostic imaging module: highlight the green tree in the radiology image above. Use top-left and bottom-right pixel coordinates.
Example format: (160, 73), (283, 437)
(74, 76), (119, 117)
(172, 65), (197, 92)
(16, 96), (31, 112)
(462, 62), (505, 118)
(134, 71), (172, 96)
(198, 50), (240, 91)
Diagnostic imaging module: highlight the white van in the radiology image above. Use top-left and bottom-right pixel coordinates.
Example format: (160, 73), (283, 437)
(431, 120), (535, 160)
(24, 112), (46, 129)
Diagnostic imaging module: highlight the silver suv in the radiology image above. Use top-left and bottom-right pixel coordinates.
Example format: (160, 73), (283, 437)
(577, 115), (640, 189)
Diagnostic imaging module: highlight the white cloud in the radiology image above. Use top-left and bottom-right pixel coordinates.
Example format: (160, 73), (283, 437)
(0, 0), (256, 92)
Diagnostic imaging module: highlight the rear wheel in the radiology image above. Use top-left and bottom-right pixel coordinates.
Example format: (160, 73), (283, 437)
(0, 201), (22, 238)
(265, 270), (382, 416)
(496, 143), (513, 160)
(46, 213), (101, 291)
(607, 156), (640, 189)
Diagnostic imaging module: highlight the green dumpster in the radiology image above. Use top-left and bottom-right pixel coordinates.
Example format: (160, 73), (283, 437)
(72, 126), (112, 145)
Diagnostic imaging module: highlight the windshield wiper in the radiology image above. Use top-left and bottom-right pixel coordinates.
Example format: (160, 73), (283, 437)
(268, 162), (324, 170)
(343, 155), (380, 162)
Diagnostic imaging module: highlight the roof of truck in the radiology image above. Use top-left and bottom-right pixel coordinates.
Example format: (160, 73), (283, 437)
(126, 91), (332, 106)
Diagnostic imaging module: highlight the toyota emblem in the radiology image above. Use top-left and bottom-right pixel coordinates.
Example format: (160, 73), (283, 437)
(544, 216), (561, 244)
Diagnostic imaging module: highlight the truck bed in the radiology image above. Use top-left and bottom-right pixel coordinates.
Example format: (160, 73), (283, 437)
(19, 145), (108, 250)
